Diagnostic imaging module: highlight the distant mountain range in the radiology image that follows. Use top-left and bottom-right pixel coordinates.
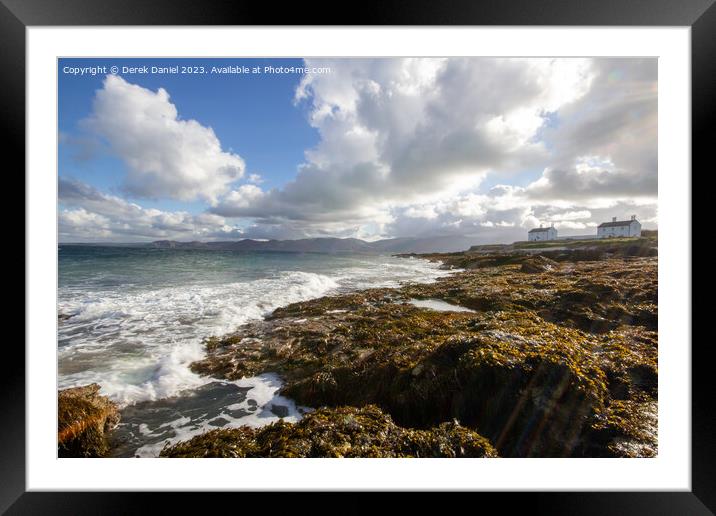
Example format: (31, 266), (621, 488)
(147, 236), (484, 254)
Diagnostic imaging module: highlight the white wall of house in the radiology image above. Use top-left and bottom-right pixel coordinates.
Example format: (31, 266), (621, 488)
(528, 227), (558, 241)
(597, 219), (642, 238)
(528, 217), (642, 242)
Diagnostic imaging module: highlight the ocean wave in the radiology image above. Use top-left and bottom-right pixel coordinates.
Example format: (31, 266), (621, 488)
(58, 254), (452, 456)
(58, 270), (339, 405)
(58, 256), (450, 408)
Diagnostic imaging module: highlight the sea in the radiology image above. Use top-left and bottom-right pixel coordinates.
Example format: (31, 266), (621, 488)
(58, 245), (452, 457)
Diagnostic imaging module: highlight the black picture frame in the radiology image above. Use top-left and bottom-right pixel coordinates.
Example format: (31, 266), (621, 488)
(6, 0), (710, 513)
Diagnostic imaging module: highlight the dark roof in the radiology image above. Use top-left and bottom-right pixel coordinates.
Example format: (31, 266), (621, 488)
(528, 227), (553, 233)
(598, 220), (636, 228)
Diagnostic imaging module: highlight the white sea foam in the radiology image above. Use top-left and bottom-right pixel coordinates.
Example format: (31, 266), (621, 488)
(131, 373), (306, 457)
(59, 271), (340, 405)
(59, 253), (454, 456)
(331, 258), (454, 291)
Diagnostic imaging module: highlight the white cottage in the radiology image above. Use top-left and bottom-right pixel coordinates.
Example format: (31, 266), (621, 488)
(597, 215), (642, 238)
(528, 225), (557, 242)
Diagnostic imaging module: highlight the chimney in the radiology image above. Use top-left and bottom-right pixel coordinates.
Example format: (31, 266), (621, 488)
(631, 214), (636, 220)
(612, 217), (617, 222)
(539, 224), (543, 228)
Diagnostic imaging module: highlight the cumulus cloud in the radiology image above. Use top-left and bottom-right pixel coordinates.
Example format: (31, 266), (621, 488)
(62, 58), (658, 244)
(526, 58), (657, 201)
(58, 178), (242, 242)
(379, 188), (656, 239)
(84, 75), (245, 203)
(217, 184), (266, 210)
(209, 57), (655, 241)
(211, 58), (594, 227)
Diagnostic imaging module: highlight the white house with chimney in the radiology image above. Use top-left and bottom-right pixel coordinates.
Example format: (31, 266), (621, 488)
(597, 215), (641, 238)
(528, 224), (557, 242)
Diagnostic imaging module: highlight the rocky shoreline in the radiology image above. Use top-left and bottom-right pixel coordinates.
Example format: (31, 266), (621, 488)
(160, 405), (498, 458)
(60, 236), (658, 458)
(58, 384), (120, 457)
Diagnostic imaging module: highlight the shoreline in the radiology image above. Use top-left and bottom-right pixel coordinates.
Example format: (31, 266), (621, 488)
(173, 236), (658, 457)
(58, 253), (454, 457)
(59, 237), (658, 458)
(58, 252), (450, 405)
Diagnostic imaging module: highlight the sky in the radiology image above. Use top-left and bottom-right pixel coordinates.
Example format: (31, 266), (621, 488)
(58, 57), (658, 244)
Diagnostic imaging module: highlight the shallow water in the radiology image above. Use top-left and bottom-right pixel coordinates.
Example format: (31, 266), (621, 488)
(408, 298), (475, 312)
(59, 246), (453, 456)
(109, 373), (306, 457)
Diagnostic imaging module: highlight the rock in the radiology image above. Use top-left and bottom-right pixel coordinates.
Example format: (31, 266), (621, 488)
(519, 255), (558, 273)
(270, 404), (290, 418)
(160, 405), (498, 458)
(280, 311), (613, 457)
(586, 394), (658, 457)
(58, 384), (120, 457)
(188, 246), (657, 457)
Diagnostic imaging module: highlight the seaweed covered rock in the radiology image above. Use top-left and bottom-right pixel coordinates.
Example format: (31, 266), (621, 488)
(400, 257), (657, 333)
(280, 310), (610, 457)
(192, 302), (656, 456)
(189, 251), (657, 458)
(190, 301), (479, 383)
(425, 236), (658, 269)
(58, 384), (120, 457)
(596, 326), (658, 400)
(519, 255), (558, 273)
(586, 393), (658, 457)
(160, 405), (498, 458)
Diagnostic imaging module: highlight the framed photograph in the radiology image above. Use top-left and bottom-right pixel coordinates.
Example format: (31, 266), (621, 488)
(9, 0), (710, 512)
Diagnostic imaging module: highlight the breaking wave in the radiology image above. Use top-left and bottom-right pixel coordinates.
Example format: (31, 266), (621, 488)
(58, 255), (450, 406)
(59, 271), (338, 405)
